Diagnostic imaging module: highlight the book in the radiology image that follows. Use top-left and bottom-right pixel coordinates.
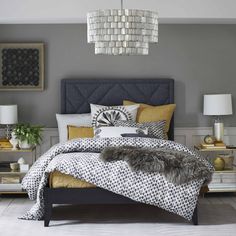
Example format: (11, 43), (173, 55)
(211, 177), (236, 184)
(201, 143), (215, 148)
(0, 166), (12, 172)
(0, 139), (13, 148)
(200, 144), (226, 149)
(209, 183), (236, 189)
(214, 142), (226, 147)
(0, 162), (11, 167)
(1, 176), (20, 184)
(0, 166), (22, 174)
(226, 145), (236, 149)
(201, 143), (215, 147)
(0, 184), (22, 191)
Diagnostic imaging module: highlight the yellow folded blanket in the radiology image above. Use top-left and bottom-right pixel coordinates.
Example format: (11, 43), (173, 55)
(49, 171), (96, 188)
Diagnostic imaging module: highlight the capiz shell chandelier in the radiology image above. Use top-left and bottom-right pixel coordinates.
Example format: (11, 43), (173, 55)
(87, 0), (158, 55)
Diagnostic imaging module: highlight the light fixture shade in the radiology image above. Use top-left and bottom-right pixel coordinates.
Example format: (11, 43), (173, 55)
(0, 105), (18, 124)
(203, 94), (233, 116)
(87, 9), (158, 55)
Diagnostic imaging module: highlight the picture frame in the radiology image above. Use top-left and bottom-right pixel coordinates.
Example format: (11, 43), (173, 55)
(0, 43), (44, 91)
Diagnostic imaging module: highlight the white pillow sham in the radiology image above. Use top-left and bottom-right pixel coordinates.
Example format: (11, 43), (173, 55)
(114, 120), (166, 140)
(56, 113), (92, 143)
(90, 104), (139, 128)
(94, 126), (148, 138)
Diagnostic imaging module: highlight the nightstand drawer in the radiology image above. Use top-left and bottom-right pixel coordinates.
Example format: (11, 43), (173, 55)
(211, 172), (236, 184)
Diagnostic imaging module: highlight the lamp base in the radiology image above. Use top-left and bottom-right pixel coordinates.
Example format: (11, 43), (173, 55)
(213, 118), (224, 142)
(5, 125), (13, 140)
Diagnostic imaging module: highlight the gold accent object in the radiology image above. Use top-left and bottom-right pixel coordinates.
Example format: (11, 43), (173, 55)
(0, 139), (13, 148)
(213, 157), (225, 171)
(204, 135), (215, 144)
(10, 163), (19, 171)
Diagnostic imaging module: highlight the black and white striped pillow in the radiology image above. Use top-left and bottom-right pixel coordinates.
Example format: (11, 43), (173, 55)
(114, 120), (166, 140)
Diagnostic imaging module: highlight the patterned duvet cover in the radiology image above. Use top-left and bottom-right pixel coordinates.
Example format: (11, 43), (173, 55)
(21, 137), (213, 221)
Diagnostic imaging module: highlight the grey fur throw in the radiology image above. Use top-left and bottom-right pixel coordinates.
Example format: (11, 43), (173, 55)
(100, 146), (212, 185)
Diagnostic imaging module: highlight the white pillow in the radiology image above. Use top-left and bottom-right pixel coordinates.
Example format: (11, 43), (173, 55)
(90, 104), (139, 127)
(94, 126), (148, 138)
(56, 113), (92, 143)
(114, 120), (166, 140)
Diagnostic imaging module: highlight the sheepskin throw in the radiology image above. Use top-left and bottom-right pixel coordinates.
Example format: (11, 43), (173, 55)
(100, 146), (212, 185)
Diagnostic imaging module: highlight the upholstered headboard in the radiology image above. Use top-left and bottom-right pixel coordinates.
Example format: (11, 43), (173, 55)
(61, 78), (175, 140)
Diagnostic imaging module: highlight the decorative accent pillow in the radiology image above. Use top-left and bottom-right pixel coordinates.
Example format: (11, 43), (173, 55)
(123, 100), (176, 138)
(94, 126), (148, 138)
(90, 104), (139, 128)
(67, 126), (94, 140)
(56, 113), (92, 143)
(114, 120), (166, 139)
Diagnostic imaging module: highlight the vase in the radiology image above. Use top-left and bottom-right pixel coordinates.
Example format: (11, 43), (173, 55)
(17, 157), (26, 165)
(214, 157), (225, 171)
(9, 132), (18, 150)
(19, 140), (32, 149)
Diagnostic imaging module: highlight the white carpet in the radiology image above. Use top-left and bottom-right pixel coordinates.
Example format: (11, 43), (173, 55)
(0, 197), (236, 236)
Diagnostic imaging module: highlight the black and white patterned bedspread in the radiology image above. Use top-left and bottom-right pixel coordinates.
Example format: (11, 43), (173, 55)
(21, 137), (213, 221)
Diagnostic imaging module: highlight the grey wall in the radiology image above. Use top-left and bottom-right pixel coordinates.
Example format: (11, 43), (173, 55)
(0, 24), (236, 128)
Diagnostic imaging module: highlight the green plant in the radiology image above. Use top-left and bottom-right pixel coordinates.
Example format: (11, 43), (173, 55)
(13, 123), (44, 145)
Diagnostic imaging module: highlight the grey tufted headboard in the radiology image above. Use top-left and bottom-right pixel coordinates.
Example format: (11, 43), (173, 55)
(61, 78), (175, 140)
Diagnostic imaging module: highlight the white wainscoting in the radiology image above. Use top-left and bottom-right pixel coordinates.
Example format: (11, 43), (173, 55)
(35, 127), (236, 159)
(175, 127), (236, 148)
(35, 128), (59, 159)
(1, 127), (236, 159)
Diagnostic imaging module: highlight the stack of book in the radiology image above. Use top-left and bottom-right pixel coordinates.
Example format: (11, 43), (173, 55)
(0, 175), (22, 191)
(0, 139), (12, 149)
(209, 169), (236, 191)
(201, 142), (226, 149)
(0, 162), (12, 171)
(0, 162), (22, 191)
(0, 184), (22, 191)
(1, 176), (20, 184)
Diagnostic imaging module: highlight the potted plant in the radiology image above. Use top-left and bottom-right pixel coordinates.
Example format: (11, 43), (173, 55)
(13, 123), (43, 149)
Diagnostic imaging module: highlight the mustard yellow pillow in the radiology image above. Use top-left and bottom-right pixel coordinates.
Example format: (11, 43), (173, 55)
(123, 100), (176, 135)
(67, 126), (94, 140)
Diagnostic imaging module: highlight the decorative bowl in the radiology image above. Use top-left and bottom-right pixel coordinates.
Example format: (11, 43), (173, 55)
(10, 162), (19, 171)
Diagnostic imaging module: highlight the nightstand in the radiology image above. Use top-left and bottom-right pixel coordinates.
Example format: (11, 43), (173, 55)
(0, 147), (36, 194)
(194, 145), (236, 193)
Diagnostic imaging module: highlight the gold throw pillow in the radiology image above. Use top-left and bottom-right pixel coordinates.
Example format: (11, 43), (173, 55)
(123, 100), (176, 136)
(67, 125), (94, 140)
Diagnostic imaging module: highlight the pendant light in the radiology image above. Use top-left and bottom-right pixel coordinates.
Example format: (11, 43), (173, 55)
(87, 0), (158, 55)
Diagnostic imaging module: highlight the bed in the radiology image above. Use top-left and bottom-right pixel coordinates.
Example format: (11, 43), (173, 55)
(41, 78), (206, 227)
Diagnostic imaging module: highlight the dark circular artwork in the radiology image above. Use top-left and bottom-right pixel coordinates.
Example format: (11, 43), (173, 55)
(1, 48), (40, 86)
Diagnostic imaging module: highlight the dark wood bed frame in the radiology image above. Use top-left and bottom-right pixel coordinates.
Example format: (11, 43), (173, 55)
(43, 78), (199, 226)
(44, 187), (198, 227)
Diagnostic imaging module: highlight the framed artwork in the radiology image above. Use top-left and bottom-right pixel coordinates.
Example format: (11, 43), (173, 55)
(0, 43), (44, 91)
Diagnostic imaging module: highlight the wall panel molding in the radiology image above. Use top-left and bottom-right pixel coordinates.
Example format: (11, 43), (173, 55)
(38, 127), (236, 158)
(1, 127), (236, 159)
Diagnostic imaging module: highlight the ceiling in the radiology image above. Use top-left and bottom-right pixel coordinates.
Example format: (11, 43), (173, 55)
(0, 0), (236, 24)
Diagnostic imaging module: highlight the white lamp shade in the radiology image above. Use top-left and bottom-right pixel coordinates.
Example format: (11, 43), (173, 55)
(0, 105), (18, 124)
(203, 94), (233, 116)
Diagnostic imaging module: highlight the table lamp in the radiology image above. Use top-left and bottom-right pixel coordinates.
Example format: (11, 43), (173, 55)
(0, 105), (18, 139)
(203, 94), (233, 142)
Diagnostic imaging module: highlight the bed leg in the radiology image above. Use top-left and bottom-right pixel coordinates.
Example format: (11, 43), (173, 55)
(192, 204), (198, 225)
(44, 189), (52, 227)
(44, 218), (50, 227)
(44, 202), (52, 227)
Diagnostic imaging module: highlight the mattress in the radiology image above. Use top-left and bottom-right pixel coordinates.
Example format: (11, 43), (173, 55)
(49, 171), (96, 188)
(49, 171), (209, 194)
